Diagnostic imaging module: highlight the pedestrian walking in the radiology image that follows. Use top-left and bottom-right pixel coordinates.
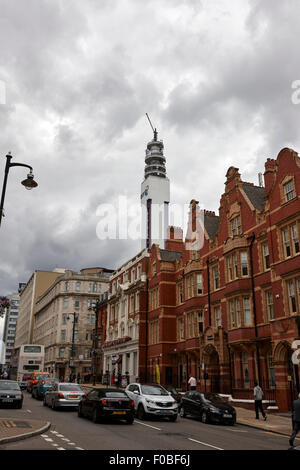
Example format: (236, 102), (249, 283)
(188, 375), (197, 391)
(289, 393), (300, 449)
(253, 381), (267, 420)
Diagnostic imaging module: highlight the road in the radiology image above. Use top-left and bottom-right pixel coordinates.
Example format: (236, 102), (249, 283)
(0, 391), (292, 451)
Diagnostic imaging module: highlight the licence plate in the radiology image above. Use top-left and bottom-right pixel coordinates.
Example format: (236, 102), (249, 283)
(113, 411), (126, 415)
(69, 395), (78, 399)
(3, 399), (13, 402)
(223, 414), (232, 418)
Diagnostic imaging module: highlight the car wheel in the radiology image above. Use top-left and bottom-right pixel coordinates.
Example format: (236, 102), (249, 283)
(43, 398), (47, 407)
(51, 400), (57, 411)
(92, 408), (99, 424)
(179, 407), (186, 418)
(201, 411), (208, 424)
(78, 405), (84, 418)
(137, 404), (146, 420)
(126, 416), (134, 424)
(17, 402), (23, 409)
(169, 414), (177, 422)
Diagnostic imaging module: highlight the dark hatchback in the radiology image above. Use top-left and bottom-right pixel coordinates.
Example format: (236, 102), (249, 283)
(78, 388), (135, 424)
(0, 380), (23, 408)
(180, 391), (236, 425)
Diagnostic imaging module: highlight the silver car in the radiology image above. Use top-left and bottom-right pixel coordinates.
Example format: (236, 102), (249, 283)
(0, 380), (23, 408)
(125, 383), (178, 421)
(43, 382), (86, 410)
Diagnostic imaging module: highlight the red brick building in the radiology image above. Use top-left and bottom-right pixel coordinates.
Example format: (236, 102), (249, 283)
(97, 147), (300, 411)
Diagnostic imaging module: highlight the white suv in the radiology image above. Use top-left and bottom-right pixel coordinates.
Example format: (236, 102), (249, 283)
(125, 383), (178, 421)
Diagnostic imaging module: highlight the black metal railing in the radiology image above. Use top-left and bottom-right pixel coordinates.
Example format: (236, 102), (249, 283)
(231, 378), (276, 403)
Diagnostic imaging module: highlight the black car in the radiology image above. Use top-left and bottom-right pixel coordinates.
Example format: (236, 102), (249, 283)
(164, 385), (183, 407)
(0, 380), (23, 408)
(180, 391), (236, 425)
(78, 388), (135, 424)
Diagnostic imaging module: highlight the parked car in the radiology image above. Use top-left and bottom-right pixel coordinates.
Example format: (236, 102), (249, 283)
(163, 385), (183, 408)
(125, 383), (178, 421)
(32, 377), (59, 400)
(78, 388), (135, 424)
(180, 391), (236, 425)
(0, 380), (23, 409)
(27, 371), (50, 393)
(43, 382), (85, 409)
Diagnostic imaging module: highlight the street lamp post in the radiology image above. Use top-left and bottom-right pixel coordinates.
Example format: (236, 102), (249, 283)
(89, 299), (102, 386)
(0, 152), (38, 227)
(67, 312), (77, 382)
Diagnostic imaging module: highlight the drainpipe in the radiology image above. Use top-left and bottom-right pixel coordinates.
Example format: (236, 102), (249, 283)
(227, 343), (233, 395)
(249, 232), (262, 386)
(145, 277), (149, 383)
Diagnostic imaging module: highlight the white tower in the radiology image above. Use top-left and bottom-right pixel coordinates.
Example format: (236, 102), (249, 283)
(141, 117), (170, 250)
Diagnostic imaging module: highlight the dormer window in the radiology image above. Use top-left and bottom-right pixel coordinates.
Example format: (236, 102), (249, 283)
(284, 180), (295, 202)
(230, 215), (242, 237)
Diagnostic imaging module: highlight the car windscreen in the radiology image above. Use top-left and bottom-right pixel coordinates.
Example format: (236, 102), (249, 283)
(201, 393), (227, 404)
(0, 382), (20, 390)
(104, 392), (128, 398)
(59, 385), (82, 392)
(141, 385), (169, 396)
(43, 379), (56, 385)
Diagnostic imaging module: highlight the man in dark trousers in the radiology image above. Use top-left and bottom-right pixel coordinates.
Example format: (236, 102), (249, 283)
(253, 381), (267, 420)
(289, 393), (300, 449)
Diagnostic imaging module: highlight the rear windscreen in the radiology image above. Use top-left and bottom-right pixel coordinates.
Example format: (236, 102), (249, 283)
(59, 385), (82, 392)
(105, 392), (128, 398)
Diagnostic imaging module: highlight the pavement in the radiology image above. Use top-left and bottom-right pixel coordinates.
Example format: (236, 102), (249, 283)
(0, 417), (50, 444)
(0, 383), (298, 447)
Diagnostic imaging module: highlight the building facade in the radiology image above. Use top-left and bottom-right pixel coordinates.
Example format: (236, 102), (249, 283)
(102, 250), (150, 384)
(14, 270), (66, 349)
(34, 267), (112, 381)
(98, 147), (300, 412)
(3, 292), (20, 368)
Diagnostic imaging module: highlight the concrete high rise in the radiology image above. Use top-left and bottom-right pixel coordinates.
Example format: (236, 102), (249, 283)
(141, 126), (170, 250)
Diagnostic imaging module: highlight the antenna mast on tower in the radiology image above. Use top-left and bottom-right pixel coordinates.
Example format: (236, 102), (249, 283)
(146, 113), (157, 141)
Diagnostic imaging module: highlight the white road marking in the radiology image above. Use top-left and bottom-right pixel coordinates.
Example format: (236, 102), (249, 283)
(41, 434), (49, 438)
(61, 438), (70, 442)
(44, 438), (53, 442)
(57, 447), (65, 450)
(50, 431), (58, 434)
(188, 438), (224, 450)
(67, 442), (76, 446)
(135, 421), (162, 431)
(27, 410), (32, 413)
(56, 434), (64, 438)
(75, 447), (84, 450)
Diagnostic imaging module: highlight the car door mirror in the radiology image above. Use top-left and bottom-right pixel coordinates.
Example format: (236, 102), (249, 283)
(133, 390), (139, 395)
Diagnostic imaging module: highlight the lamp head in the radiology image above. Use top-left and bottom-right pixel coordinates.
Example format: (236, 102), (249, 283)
(21, 171), (38, 190)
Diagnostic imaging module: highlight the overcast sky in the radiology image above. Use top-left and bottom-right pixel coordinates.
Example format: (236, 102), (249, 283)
(0, 0), (300, 296)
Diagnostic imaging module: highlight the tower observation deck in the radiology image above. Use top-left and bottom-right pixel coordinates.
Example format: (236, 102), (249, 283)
(144, 131), (167, 179)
